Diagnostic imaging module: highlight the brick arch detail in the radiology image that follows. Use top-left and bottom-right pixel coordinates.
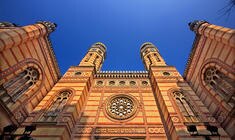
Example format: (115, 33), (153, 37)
(0, 58), (45, 105)
(167, 87), (202, 123)
(167, 87), (186, 123)
(44, 87), (76, 111)
(199, 58), (234, 112)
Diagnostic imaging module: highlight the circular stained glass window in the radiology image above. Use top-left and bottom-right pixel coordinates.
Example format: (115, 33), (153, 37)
(106, 94), (138, 120)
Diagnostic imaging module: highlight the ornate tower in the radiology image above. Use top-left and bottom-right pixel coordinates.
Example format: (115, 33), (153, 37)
(140, 42), (166, 70)
(79, 42), (106, 71)
(141, 42), (229, 140)
(1, 20), (233, 140)
(16, 43), (107, 139)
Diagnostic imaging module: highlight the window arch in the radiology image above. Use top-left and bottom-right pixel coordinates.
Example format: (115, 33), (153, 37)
(204, 66), (235, 107)
(154, 53), (160, 62)
(85, 53), (92, 62)
(93, 56), (99, 65)
(45, 90), (71, 117)
(147, 55), (152, 65)
(1, 67), (39, 102)
(172, 90), (199, 123)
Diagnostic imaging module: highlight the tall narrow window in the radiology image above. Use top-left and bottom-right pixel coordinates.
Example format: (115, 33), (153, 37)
(147, 55), (152, 65)
(173, 91), (199, 123)
(93, 56), (99, 65)
(154, 54), (160, 62)
(204, 67), (235, 107)
(45, 90), (71, 117)
(1, 67), (39, 102)
(85, 53), (92, 62)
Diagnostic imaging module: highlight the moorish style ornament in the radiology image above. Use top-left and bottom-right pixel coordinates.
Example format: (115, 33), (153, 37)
(0, 22), (17, 27)
(106, 94), (138, 120)
(188, 20), (208, 33)
(36, 21), (57, 33)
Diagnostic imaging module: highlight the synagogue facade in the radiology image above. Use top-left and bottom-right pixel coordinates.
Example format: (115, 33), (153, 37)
(0, 20), (234, 140)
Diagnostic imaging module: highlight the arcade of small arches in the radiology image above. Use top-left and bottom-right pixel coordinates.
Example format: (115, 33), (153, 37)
(95, 80), (149, 86)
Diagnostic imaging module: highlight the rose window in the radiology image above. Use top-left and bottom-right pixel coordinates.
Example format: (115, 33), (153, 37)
(106, 94), (138, 120)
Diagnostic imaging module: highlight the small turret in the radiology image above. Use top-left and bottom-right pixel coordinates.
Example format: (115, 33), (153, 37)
(140, 42), (166, 70)
(79, 42), (106, 71)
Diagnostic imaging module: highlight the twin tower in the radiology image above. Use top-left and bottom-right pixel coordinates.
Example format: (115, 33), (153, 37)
(79, 42), (166, 71)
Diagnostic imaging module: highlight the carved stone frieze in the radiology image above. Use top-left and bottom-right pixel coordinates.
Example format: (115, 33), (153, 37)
(95, 127), (146, 134)
(172, 116), (180, 123)
(148, 127), (165, 134)
(76, 127), (93, 134)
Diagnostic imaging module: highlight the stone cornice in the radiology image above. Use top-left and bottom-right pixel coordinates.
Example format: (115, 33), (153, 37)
(46, 37), (61, 77)
(184, 20), (235, 78)
(183, 35), (201, 78)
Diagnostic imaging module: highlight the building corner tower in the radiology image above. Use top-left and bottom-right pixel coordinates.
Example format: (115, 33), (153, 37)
(140, 42), (230, 140)
(16, 42), (106, 139)
(0, 21), (60, 133)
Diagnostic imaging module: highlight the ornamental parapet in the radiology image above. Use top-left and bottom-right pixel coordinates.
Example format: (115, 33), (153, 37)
(95, 71), (149, 78)
(36, 21), (57, 33)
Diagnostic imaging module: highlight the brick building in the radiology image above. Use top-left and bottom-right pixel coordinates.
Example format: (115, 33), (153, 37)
(0, 20), (234, 139)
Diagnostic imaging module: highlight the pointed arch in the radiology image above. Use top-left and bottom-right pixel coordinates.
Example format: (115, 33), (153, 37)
(168, 88), (199, 123)
(203, 66), (235, 106)
(44, 88), (74, 118)
(0, 58), (44, 104)
(200, 59), (235, 117)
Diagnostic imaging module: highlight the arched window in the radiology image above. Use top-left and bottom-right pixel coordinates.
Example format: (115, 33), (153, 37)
(1, 67), (39, 102)
(154, 54), (160, 62)
(45, 90), (71, 117)
(147, 55), (152, 65)
(204, 67), (235, 107)
(85, 53), (92, 62)
(173, 91), (199, 123)
(93, 56), (99, 65)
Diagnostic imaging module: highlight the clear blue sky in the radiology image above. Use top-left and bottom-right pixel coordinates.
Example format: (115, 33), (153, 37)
(1, 1), (234, 75)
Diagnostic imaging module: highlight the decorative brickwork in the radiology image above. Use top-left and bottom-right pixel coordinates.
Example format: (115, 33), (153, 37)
(0, 21), (233, 140)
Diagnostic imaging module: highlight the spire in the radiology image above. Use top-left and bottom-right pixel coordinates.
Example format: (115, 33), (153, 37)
(140, 42), (166, 70)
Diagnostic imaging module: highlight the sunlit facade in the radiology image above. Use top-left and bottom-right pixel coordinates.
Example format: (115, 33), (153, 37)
(0, 21), (234, 139)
